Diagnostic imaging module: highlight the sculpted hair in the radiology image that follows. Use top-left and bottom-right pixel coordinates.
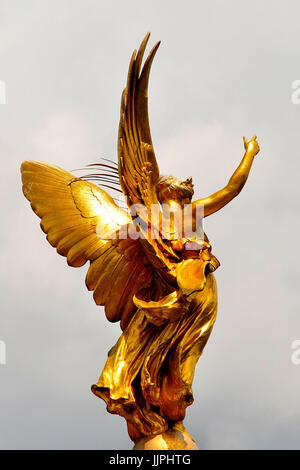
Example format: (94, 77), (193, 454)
(156, 175), (194, 203)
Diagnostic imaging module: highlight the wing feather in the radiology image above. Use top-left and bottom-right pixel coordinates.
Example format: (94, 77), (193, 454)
(118, 33), (160, 207)
(21, 160), (155, 330)
(117, 33), (179, 276)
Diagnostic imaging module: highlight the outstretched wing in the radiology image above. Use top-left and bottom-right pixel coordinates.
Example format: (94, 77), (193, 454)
(118, 32), (160, 209)
(118, 33), (179, 274)
(21, 161), (155, 330)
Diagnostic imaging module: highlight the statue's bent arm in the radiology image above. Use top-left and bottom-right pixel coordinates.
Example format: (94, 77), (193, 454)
(193, 135), (260, 217)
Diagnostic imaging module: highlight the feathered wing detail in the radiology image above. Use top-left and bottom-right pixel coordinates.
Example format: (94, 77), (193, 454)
(118, 33), (179, 273)
(21, 161), (155, 330)
(118, 32), (160, 208)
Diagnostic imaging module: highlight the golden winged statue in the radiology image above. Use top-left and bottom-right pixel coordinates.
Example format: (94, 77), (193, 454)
(21, 33), (260, 450)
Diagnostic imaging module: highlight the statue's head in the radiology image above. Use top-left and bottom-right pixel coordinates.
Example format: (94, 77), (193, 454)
(156, 175), (194, 206)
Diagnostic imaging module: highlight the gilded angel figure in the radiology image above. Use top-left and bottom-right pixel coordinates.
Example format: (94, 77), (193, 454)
(21, 33), (260, 449)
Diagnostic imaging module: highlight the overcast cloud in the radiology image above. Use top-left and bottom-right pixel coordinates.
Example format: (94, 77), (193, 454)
(0, 0), (300, 449)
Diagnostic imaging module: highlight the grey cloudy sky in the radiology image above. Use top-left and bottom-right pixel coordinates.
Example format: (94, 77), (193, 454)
(0, 0), (300, 449)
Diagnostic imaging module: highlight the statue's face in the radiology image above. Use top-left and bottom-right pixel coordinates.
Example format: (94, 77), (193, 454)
(157, 176), (194, 206)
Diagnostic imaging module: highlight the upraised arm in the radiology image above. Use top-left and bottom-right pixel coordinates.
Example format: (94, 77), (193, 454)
(193, 135), (260, 217)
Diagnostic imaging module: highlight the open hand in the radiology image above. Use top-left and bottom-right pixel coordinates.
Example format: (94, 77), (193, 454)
(243, 135), (260, 157)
